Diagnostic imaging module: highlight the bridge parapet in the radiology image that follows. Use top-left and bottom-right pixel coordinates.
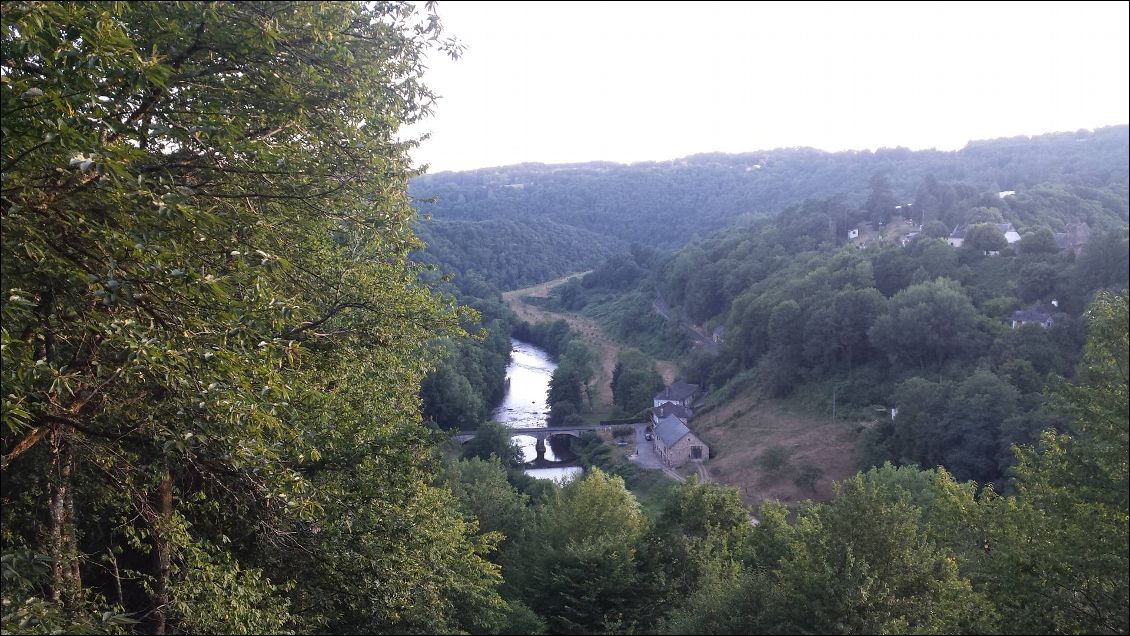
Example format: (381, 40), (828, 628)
(452, 423), (640, 444)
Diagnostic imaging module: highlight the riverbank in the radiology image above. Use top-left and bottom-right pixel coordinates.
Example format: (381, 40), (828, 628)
(502, 273), (677, 420)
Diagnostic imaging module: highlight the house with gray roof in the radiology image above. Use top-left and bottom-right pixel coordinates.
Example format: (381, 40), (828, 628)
(652, 402), (691, 426)
(1010, 302), (1058, 329)
(653, 381), (699, 410)
(653, 414), (709, 468)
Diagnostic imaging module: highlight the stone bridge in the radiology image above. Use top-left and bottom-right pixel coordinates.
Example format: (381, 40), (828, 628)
(452, 425), (608, 444)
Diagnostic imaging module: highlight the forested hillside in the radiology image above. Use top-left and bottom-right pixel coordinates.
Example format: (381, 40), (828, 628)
(414, 217), (620, 292)
(412, 125), (1128, 250)
(536, 175), (1127, 485)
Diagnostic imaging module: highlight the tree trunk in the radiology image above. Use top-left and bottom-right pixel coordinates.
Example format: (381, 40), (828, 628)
(49, 427), (79, 609)
(152, 466), (173, 635)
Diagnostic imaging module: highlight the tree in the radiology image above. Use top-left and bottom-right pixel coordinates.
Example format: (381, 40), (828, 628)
(831, 287), (887, 371)
(939, 369), (1019, 483)
(505, 469), (651, 634)
(421, 361), (486, 429)
(610, 349), (663, 415)
(444, 457), (532, 545)
(1019, 227), (1059, 254)
(750, 475), (997, 634)
(922, 220), (951, 238)
(461, 421), (525, 469)
(666, 473), (997, 634)
(764, 299), (804, 394)
(966, 223), (1009, 253)
(869, 278), (978, 368)
(864, 173), (899, 223)
(976, 290), (1129, 634)
(1, 3), (506, 633)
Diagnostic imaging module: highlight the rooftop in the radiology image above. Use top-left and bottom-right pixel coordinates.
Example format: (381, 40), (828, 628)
(654, 380), (699, 403)
(655, 414), (692, 447)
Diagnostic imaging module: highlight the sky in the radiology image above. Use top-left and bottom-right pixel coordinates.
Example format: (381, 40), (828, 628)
(403, 1), (1130, 173)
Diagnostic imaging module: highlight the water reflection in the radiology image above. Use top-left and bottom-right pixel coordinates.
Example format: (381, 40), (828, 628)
(490, 340), (555, 428)
(492, 339), (581, 480)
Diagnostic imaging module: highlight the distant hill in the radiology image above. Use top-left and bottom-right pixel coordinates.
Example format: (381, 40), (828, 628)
(414, 216), (621, 293)
(412, 126), (1128, 253)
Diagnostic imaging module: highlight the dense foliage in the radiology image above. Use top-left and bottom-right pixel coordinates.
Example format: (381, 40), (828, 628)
(414, 217), (620, 292)
(1, 2), (511, 633)
(611, 349), (664, 416)
(418, 286), (513, 431)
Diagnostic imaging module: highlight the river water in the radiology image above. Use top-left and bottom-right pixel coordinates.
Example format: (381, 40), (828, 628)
(491, 339), (583, 484)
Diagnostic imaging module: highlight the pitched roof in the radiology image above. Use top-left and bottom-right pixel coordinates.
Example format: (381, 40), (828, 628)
(653, 403), (691, 422)
(654, 381), (698, 403)
(655, 414), (692, 448)
(1011, 306), (1055, 323)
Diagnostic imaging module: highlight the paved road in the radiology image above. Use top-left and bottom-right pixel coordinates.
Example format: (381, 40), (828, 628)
(628, 423), (686, 483)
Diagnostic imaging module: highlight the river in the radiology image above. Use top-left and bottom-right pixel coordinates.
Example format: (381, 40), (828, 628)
(491, 339), (583, 484)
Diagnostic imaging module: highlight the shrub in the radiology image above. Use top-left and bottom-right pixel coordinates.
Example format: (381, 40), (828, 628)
(758, 445), (790, 470)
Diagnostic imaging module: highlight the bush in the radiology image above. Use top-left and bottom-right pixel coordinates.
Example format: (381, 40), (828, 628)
(612, 425), (634, 439)
(794, 463), (824, 492)
(758, 445), (790, 470)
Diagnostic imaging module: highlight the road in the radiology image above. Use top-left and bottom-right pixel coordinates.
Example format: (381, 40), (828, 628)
(628, 422), (686, 483)
(653, 295), (718, 355)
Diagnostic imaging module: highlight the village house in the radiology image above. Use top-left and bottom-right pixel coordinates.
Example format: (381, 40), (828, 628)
(1054, 222), (1091, 256)
(652, 413), (709, 467)
(997, 222), (1022, 244)
(651, 402), (691, 427)
(947, 222), (1021, 248)
(947, 225), (965, 247)
(653, 380), (698, 410)
(1010, 301), (1058, 329)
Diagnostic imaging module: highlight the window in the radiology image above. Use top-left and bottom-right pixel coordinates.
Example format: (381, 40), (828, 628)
(691, 446), (702, 459)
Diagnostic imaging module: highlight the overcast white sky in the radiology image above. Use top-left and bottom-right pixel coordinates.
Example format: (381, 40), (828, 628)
(404, 1), (1130, 173)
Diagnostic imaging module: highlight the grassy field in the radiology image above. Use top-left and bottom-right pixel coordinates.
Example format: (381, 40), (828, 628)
(695, 386), (862, 508)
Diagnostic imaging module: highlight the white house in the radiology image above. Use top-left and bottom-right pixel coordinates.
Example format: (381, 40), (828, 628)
(653, 381), (699, 410)
(947, 225), (965, 247)
(995, 223), (1021, 244)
